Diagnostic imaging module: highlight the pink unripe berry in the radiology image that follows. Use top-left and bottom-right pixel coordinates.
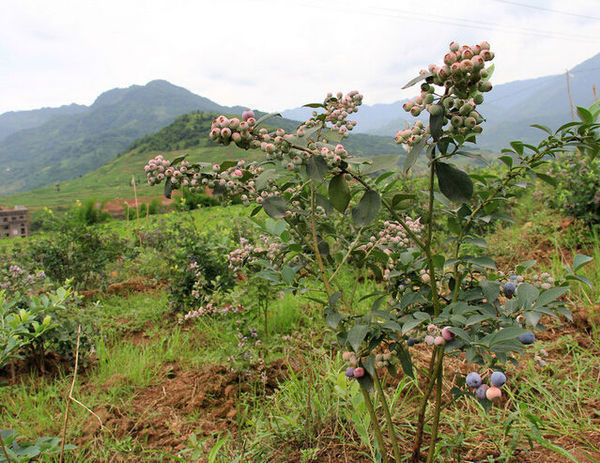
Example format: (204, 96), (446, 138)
(480, 41), (490, 50)
(449, 41), (460, 52)
(410, 106), (422, 117)
(221, 127), (231, 139)
(486, 386), (502, 401)
(479, 81), (493, 92)
(353, 367), (365, 378)
(441, 327), (454, 341)
(444, 52), (458, 66)
(242, 110), (255, 122)
(434, 336), (445, 346)
(342, 351), (352, 361)
(424, 335), (435, 345)
(481, 50), (494, 61)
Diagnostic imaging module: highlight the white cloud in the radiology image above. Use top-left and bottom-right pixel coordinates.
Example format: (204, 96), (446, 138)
(0, 0), (598, 114)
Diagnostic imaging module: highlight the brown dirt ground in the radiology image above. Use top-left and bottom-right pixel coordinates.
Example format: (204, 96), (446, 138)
(78, 361), (289, 461)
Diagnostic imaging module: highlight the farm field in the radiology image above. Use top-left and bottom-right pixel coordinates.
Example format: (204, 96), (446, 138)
(2, 185), (600, 462)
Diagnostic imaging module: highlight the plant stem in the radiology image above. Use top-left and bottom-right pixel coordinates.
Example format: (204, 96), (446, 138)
(310, 183), (333, 298)
(0, 432), (12, 463)
(411, 348), (442, 463)
(426, 352), (445, 463)
(59, 325), (81, 463)
(360, 387), (390, 463)
(425, 160), (441, 315)
(373, 368), (402, 463)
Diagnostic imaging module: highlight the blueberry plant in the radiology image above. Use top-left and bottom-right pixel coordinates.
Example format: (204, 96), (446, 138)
(146, 42), (594, 461)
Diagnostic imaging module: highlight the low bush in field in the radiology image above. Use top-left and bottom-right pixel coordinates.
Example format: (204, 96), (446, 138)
(27, 211), (132, 290)
(0, 284), (95, 374)
(549, 102), (600, 226)
(148, 218), (234, 312)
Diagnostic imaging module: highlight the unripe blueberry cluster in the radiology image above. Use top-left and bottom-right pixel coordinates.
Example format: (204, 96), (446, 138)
(423, 324), (455, 347)
(178, 302), (243, 324)
(1, 264), (46, 297)
(209, 114), (256, 149)
(358, 218), (424, 281)
(313, 90), (363, 136)
(465, 370), (507, 401)
(228, 234), (285, 277)
(532, 272), (555, 290)
(397, 41), (494, 150)
(342, 351), (365, 378)
(394, 120), (429, 146)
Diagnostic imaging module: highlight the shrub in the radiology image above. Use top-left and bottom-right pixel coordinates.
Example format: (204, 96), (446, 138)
(27, 212), (131, 290)
(549, 101), (600, 225)
(147, 42), (596, 462)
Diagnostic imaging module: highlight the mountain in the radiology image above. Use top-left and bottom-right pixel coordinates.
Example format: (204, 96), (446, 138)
(0, 104), (88, 140)
(0, 112), (405, 208)
(282, 101), (413, 134)
(0, 80), (247, 195)
(282, 53), (600, 151)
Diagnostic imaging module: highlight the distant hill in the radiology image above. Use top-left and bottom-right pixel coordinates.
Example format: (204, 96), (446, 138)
(282, 52), (600, 151)
(0, 80), (247, 195)
(0, 112), (404, 208)
(0, 104), (88, 140)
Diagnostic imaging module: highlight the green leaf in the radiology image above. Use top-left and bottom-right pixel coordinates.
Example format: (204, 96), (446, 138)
(255, 168), (278, 190)
(402, 72), (433, 89)
(466, 256), (497, 270)
(479, 280), (500, 302)
(530, 124), (553, 135)
(490, 326), (530, 345)
(498, 155), (513, 168)
(303, 103), (325, 108)
(328, 174), (351, 212)
(404, 137), (427, 172)
(255, 112), (282, 126)
(362, 154), (401, 174)
(516, 260), (537, 274)
(164, 177), (173, 199)
(536, 172), (557, 186)
(326, 311), (343, 329)
(573, 254), (593, 272)
(430, 111), (445, 141)
(565, 274), (593, 288)
(315, 194), (334, 216)
(351, 190), (381, 227)
(435, 162), (473, 203)
(517, 283), (539, 309)
(397, 347), (414, 378)
(536, 287), (567, 307)
(306, 155), (329, 182)
(281, 266), (297, 285)
(262, 196), (288, 219)
(348, 324), (369, 351)
(576, 106), (594, 124)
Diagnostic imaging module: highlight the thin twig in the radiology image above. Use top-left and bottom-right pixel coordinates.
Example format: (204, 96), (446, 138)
(0, 432), (12, 463)
(59, 326), (103, 462)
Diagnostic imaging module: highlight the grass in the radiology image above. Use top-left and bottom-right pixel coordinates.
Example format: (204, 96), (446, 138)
(2, 188), (600, 462)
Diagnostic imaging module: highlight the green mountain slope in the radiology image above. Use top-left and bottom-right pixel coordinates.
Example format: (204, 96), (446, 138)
(0, 80), (247, 195)
(1, 112), (405, 208)
(0, 103), (88, 140)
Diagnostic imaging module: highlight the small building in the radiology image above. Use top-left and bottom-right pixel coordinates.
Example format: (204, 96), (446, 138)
(0, 206), (29, 239)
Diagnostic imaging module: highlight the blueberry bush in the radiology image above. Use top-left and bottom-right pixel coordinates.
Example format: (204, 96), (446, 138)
(147, 42), (596, 461)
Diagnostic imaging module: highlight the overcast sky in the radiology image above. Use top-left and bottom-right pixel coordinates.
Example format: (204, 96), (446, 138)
(1, 0), (599, 114)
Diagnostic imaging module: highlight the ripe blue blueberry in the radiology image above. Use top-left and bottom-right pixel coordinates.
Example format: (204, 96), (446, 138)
(345, 367), (355, 377)
(509, 275), (518, 281)
(490, 371), (506, 387)
(519, 331), (535, 345)
(476, 384), (489, 400)
(504, 281), (516, 298)
(466, 372), (482, 388)
(406, 337), (416, 347)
